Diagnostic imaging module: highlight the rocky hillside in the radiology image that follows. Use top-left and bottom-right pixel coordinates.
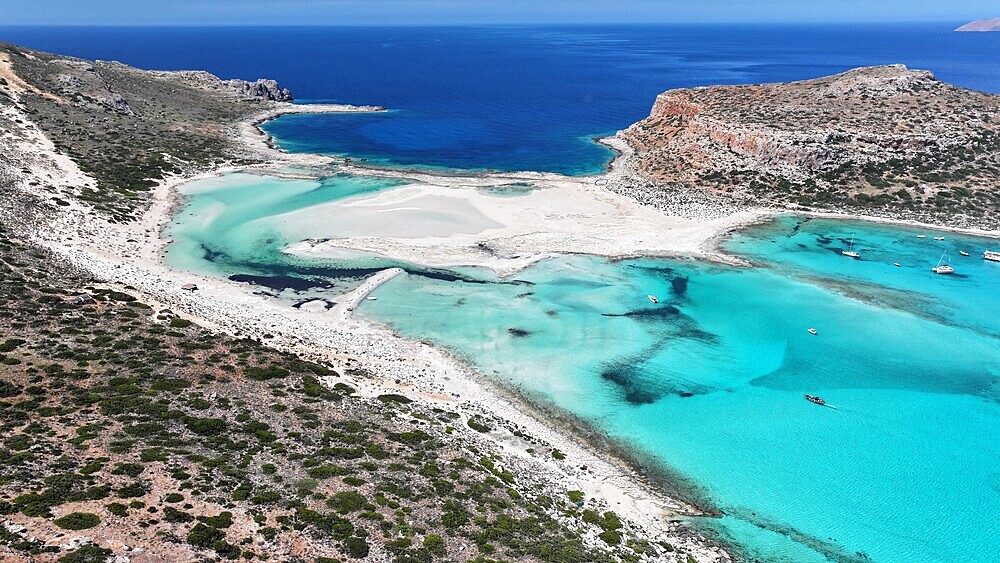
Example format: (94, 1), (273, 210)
(619, 65), (1000, 228)
(0, 42), (288, 222)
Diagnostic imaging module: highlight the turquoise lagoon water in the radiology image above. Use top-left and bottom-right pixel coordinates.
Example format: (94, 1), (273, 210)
(165, 173), (1000, 562)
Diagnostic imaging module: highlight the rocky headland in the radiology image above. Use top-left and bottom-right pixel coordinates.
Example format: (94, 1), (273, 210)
(617, 65), (1000, 230)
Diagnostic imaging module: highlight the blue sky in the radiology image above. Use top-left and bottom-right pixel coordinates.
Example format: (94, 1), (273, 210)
(0, 0), (994, 25)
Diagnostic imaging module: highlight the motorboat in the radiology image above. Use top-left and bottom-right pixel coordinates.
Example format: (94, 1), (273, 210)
(647, 295), (659, 304)
(805, 395), (826, 406)
(985, 251), (1000, 263)
(808, 328), (818, 335)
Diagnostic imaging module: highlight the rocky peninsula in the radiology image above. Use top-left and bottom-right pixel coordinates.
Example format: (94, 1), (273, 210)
(617, 65), (1000, 230)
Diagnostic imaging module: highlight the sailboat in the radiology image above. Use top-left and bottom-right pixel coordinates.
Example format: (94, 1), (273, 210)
(842, 235), (860, 258)
(931, 252), (954, 274)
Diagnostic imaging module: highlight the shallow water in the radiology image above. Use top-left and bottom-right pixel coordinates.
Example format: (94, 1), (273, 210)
(166, 173), (1000, 562)
(361, 251), (1000, 563)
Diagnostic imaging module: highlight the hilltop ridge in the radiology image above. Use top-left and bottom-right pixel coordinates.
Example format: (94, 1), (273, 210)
(617, 65), (1000, 228)
(955, 18), (1000, 31)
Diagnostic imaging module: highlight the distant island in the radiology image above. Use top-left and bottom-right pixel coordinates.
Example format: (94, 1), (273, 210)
(955, 18), (1000, 31)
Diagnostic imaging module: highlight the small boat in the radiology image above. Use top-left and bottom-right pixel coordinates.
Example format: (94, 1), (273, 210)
(805, 394), (826, 406)
(916, 235), (926, 239)
(959, 251), (970, 257)
(931, 252), (954, 275)
(808, 328), (818, 335)
(181, 283), (198, 292)
(934, 237), (945, 241)
(647, 295), (659, 304)
(893, 262), (901, 267)
(842, 235), (860, 259)
(984, 251), (1000, 263)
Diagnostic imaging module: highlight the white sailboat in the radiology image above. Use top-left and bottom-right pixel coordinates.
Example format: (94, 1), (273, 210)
(931, 252), (954, 274)
(842, 235), (860, 258)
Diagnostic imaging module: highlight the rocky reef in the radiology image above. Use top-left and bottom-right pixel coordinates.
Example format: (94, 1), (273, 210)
(619, 65), (1000, 228)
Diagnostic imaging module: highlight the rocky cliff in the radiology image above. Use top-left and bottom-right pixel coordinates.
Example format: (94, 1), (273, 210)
(619, 65), (1000, 227)
(0, 42), (292, 222)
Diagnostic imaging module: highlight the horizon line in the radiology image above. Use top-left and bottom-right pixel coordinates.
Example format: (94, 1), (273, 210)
(0, 20), (974, 29)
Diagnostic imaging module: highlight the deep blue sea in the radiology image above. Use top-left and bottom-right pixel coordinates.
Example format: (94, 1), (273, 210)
(4, 24), (1000, 562)
(2, 24), (999, 173)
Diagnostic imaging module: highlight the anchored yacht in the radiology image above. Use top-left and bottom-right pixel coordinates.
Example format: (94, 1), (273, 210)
(932, 252), (954, 274)
(842, 235), (860, 258)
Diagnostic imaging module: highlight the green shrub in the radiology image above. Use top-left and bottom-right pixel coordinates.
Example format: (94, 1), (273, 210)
(599, 529), (622, 546)
(467, 417), (490, 433)
(199, 511), (233, 528)
(183, 417), (226, 435)
(342, 536), (369, 559)
(116, 481), (147, 498)
(307, 465), (350, 479)
(0, 380), (21, 398)
(0, 339), (25, 353)
(58, 545), (112, 563)
(423, 533), (446, 555)
(169, 318), (192, 328)
(377, 393), (412, 404)
(187, 522), (225, 548)
(53, 512), (100, 530)
(244, 366), (289, 381)
(327, 491), (366, 514)
(164, 507), (193, 523)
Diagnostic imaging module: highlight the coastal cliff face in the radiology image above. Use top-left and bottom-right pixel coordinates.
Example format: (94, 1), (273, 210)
(0, 42), (290, 222)
(620, 65), (1000, 228)
(955, 18), (1000, 31)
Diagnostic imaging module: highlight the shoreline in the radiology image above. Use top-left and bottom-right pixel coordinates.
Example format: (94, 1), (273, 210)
(7, 98), (737, 561)
(11, 95), (1000, 563)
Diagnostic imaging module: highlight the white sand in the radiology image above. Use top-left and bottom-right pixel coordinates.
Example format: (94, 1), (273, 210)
(281, 172), (761, 275)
